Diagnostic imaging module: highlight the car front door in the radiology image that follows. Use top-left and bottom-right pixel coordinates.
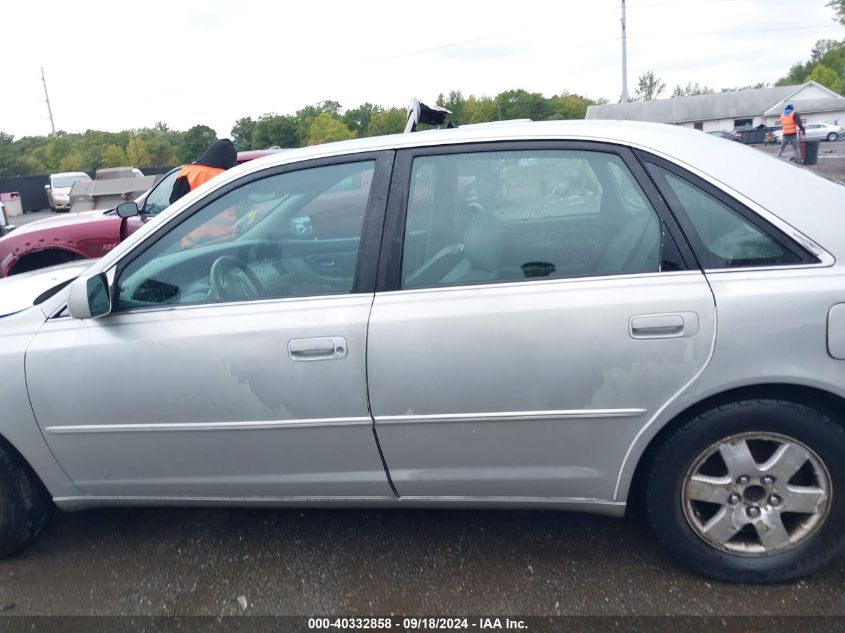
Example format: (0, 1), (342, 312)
(367, 143), (716, 502)
(25, 152), (395, 500)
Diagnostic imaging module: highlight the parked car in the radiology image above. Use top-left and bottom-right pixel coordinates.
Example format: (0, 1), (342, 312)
(0, 150), (283, 277)
(706, 130), (741, 142)
(773, 122), (845, 143)
(1, 122), (844, 583)
(44, 171), (92, 211)
(804, 122), (845, 142)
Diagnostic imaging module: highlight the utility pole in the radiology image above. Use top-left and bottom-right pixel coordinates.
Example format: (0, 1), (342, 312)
(620, 0), (629, 103)
(40, 66), (57, 137)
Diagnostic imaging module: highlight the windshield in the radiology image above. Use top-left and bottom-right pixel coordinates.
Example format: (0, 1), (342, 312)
(53, 174), (90, 188)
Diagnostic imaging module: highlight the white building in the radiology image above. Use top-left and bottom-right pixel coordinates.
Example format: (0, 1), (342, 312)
(585, 81), (845, 131)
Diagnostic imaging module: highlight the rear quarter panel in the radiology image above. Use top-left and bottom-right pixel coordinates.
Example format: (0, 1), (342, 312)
(616, 266), (845, 500)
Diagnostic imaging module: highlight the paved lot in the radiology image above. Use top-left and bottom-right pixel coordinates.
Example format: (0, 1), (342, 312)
(0, 506), (843, 616)
(754, 138), (845, 183)
(11, 209), (54, 227)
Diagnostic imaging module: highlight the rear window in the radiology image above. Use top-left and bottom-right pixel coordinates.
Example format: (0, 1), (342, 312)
(646, 163), (806, 269)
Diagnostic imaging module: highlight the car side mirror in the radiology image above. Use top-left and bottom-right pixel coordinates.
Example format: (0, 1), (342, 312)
(67, 273), (112, 319)
(116, 202), (139, 218)
(43, 184), (50, 190)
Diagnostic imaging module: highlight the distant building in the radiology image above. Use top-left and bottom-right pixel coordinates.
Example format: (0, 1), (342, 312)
(585, 81), (845, 131)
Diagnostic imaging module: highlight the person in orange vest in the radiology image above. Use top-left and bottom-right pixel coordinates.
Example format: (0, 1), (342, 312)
(169, 138), (237, 204)
(777, 103), (806, 163)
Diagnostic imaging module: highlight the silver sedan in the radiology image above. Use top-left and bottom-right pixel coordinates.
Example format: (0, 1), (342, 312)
(0, 120), (843, 583)
(774, 121), (845, 142)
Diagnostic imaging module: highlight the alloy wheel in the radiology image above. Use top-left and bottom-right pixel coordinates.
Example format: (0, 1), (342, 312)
(682, 432), (831, 556)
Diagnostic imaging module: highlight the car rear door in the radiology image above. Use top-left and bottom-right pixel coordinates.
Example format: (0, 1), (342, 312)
(25, 152), (395, 500)
(367, 142), (716, 502)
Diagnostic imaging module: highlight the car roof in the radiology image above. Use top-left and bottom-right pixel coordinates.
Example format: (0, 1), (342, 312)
(51, 171), (90, 178)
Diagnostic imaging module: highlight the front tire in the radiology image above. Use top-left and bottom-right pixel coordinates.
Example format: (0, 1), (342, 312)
(827, 132), (838, 142)
(645, 400), (845, 582)
(0, 441), (52, 558)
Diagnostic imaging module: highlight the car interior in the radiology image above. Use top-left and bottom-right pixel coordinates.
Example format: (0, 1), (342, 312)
(116, 161), (374, 309)
(401, 150), (663, 289)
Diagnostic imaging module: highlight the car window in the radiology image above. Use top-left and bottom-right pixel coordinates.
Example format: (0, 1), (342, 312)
(646, 163), (802, 268)
(141, 170), (179, 216)
(115, 160), (375, 310)
(52, 175), (90, 188)
(401, 149), (665, 289)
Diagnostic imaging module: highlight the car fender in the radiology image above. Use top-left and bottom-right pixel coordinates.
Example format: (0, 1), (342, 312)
(614, 372), (845, 502)
(2, 245), (88, 277)
(0, 308), (80, 498)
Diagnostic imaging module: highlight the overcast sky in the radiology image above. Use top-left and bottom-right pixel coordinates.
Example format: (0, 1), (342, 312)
(2, 0), (843, 139)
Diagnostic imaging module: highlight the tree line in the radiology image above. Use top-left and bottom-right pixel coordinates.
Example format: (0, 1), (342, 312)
(2, 29), (843, 179)
(0, 90), (599, 178)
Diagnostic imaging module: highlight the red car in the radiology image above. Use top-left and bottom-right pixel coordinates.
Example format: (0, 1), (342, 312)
(0, 150), (282, 277)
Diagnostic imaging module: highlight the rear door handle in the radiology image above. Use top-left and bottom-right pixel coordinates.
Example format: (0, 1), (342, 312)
(630, 313), (699, 339)
(288, 336), (348, 361)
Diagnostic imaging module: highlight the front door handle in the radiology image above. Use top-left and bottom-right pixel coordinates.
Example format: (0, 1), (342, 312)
(630, 312), (699, 339)
(288, 336), (348, 361)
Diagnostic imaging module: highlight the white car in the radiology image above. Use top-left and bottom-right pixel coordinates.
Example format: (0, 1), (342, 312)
(804, 122), (845, 142)
(774, 122), (844, 142)
(44, 171), (92, 212)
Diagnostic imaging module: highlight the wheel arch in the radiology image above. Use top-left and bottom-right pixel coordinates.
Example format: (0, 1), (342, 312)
(622, 383), (845, 510)
(8, 247), (85, 276)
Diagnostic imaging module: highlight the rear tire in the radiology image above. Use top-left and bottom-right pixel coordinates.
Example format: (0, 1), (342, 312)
(645, 400), (845, 582)
(0, 441), (52, 558)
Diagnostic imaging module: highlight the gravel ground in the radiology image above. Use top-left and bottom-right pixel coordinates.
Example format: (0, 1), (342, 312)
(754, 138), (845, 183)
(0, 507), (843, 617)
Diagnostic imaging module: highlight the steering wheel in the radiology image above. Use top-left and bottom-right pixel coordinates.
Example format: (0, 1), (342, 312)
(209, 256), (265, 301)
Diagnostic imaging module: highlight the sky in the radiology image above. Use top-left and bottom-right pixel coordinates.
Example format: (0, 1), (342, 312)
(1, 0), (843, 139)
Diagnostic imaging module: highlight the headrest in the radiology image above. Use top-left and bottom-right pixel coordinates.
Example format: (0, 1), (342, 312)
(462, 210), (503, 272)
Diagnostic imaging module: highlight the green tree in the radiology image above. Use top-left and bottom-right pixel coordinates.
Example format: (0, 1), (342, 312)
(294, 101), (344, 145)
(100, 144), (129, 167)
(807, 63), (845, 94)
(59, 152), (85, 172)
(144, 138), (178, 167)
(495, 89), (550, 121)
(180, 125), (218, 163)
(252, 114), (299, 148)
(126, 134), (150, 166)
(0, 132), (29, 177)
(308, 114), (355, 145)
(778, 39), (845, 86)
(462, 95), (498, 123)
(634, 71), (665, 101)
(231, 117), (257, 151)
(828, 0), (845, 24)
(437, 91), (466, 124)
(366, 108), (407, 136)
(343, 103), (381, 136)
(671, 82), (715, 97)
(547, 92), (596, 119)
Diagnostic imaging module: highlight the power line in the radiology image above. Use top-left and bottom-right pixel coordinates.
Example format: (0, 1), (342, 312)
(628, 23), (841, 38)
(625, 0), (759, 7)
